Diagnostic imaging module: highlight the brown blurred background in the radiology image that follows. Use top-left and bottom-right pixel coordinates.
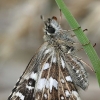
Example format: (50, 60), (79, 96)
(0, 0), (100, 100)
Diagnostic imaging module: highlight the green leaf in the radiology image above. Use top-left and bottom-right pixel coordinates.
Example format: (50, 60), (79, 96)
(55, 0), (100, 86)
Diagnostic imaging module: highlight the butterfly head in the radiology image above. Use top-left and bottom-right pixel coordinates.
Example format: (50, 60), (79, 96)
(42, 16), (61, 36)
(41, 16), (75, 49)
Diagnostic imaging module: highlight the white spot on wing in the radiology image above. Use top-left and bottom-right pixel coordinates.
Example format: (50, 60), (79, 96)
(12, 92), (16, 96)
(44, 93), (47, 99)
(72, 66), (75, 69)
(53, 56), (56, 63)
(15, 92), (25, 100)
(43, 63), (49, 70)
(61, 79), (64, 83)
(67, 49), (71, 54)
(81, 78), (83, 81)
(26, 85), (34, 90)
(30, 72), (37, 80)
(49, 77), (58, 92)
(78, 74), (81, 77)
(72, 91), (81, 100)
(17, 78), (20, 82)
(37, 78), (47, 90)
(65, 90), (70, 97)
(36, 77), (58, 92)
(61, 96), (64, 99)
(61, 57), (65, 68)
(45, 49), (51, 54)
(76, 70), (79, 73)
(66, 76), (72, 82)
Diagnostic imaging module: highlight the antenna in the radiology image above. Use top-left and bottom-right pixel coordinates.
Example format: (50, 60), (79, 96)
(59, 9), (62, 24)
(40, 15), (45, 22)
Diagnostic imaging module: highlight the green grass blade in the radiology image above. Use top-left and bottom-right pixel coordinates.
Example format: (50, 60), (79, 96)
(55, 0), (100, 86)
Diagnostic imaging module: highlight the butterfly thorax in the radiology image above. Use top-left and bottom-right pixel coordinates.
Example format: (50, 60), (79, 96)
(43, 16), (76, 53)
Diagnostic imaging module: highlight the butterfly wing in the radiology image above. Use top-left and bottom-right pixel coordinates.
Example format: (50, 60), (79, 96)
(34, 52), (81, 100)
(8, 42), (53, 100)
(8, 44), (81, 100)
(63, 53), (89, 90)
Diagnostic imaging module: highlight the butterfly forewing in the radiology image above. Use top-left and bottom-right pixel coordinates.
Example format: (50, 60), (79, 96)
(8, 43), (52, 100)
(8, 16), (89, 100)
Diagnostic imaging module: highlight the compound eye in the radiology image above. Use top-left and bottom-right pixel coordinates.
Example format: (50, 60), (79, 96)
(47, 27), (55, 34)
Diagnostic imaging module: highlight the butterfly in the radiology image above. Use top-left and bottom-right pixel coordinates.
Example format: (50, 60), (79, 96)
(8, 16), (89, 100)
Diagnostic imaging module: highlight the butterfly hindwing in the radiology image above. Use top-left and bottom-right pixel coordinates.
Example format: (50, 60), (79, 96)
(8, 48), (82, 100)
(63, 54), (89, 90)
(34, 52), (81, 100)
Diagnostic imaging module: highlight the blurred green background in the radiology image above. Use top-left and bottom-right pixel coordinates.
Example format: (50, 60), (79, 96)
(0, 0), (100, 100)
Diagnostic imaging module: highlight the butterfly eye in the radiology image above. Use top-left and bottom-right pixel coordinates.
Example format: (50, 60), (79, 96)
(47, 27), (55, 34)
